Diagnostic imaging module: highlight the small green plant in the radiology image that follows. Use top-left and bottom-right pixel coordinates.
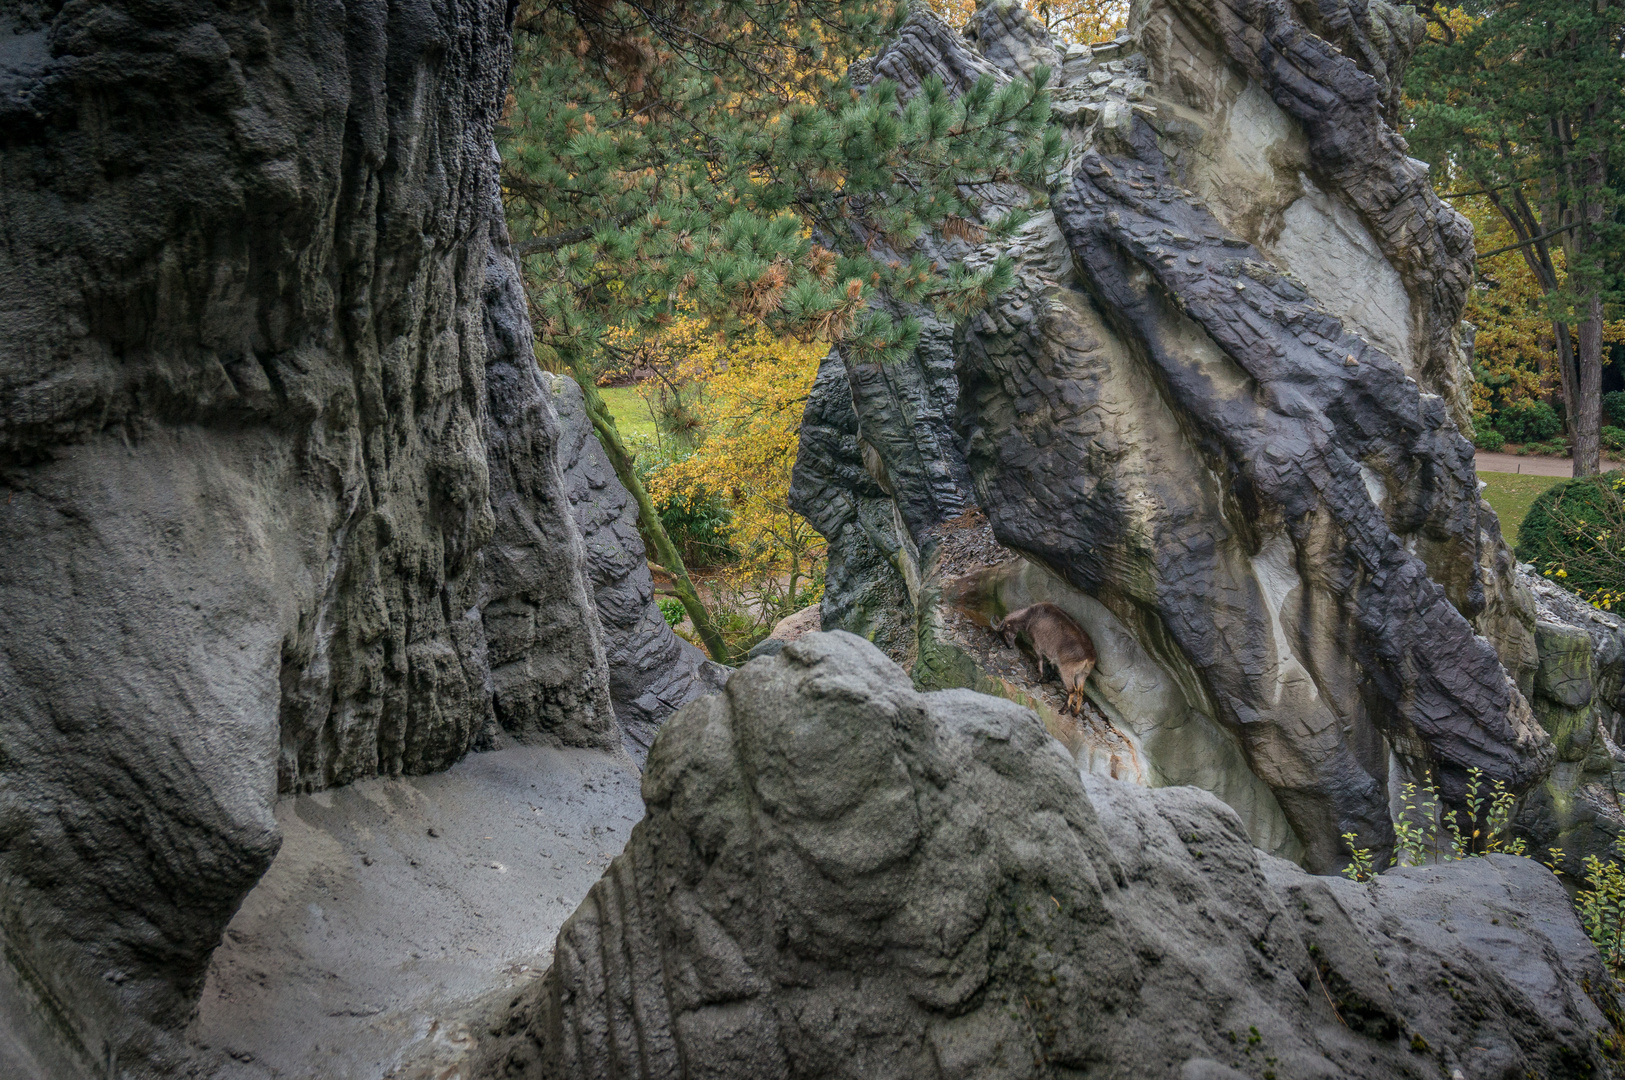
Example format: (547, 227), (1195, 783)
(1577, 837), (1625, 975)
(1472, 425), (1506, 452)
(1343, 768), (1524, 880)
(658, 597), (687, 626)
(1341, 833), (1377, 882)
(1392, 780), (1438, 866)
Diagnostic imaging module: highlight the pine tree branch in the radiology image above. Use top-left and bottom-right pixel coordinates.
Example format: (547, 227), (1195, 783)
(1477, 222), (1580, 261)
(513, 209), (646, 256)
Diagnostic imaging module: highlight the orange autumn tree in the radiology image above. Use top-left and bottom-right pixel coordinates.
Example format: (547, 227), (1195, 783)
(635, 319), (829, 624)
(927, 0), (1127, 43)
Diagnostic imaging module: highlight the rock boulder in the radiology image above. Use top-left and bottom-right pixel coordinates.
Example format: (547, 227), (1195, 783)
(463, 632), (1621, 1080)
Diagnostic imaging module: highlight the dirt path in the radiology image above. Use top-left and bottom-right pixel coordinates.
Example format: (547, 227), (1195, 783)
(191, 741), (642, 1080)
(1475, 452), (1575, 477)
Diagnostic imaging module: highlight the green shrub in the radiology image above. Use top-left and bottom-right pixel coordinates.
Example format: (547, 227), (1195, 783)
(654, 488), (737, 567)
(658, 597), (687, 626)
(1603, 426), (1625, 457)
(1493, 398), (1562, 443)
(635, 442), (739, 568)
(1578, 838), (1625, 975)
(1472, 425), (1506, 452)
(1518, 435), (1571, 458)
(1605, 391), (1625, 429)
(1515, 471), (1625, 607)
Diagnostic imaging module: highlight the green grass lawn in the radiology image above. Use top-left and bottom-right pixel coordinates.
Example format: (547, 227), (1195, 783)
(1479, 471), (1565, 546)
(597, 385), (660, 443)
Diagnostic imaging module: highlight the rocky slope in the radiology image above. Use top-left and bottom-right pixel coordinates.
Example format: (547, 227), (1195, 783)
(0, 1), (709, 1073)
(459, 632), (1623, 1080)
(791, 0), (1625, 874)
(548, 374), (732, 765)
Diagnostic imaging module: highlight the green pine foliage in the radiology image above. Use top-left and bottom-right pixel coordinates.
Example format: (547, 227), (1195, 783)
(502, 0), (1061, 373)
(1405, 0), (1624, 474)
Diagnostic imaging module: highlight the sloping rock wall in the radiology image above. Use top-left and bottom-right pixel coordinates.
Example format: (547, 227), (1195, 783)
(0, 0), (695, 1073)
(789, 0), (1625, 874)
(461, 632), (1622, 1080)
(548, 375), (730, 764)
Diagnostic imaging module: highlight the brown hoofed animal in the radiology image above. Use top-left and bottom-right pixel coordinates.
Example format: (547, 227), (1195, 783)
(991, 603), (1097, 715)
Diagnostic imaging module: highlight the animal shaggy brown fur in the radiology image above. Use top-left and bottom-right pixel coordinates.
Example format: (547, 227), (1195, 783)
(991, 603), (1097, 715)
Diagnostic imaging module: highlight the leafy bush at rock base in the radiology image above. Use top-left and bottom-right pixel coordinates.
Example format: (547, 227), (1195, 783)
(1493, 398), (1562, 443)
(1515, 471), (1625, 608)
(1472, 425), (1506, 451)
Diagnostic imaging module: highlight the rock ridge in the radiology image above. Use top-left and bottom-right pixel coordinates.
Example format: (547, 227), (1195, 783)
(458, 632), (1622, 1080)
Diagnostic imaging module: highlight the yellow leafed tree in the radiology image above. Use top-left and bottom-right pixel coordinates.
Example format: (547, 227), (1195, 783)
(926, 0), (1127, 44)
(631, 318), (830, 619)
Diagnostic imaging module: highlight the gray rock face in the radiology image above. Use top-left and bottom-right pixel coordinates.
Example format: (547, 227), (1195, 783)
(548, 374), (730, 764)
(977, 112), (1550, 870)
(789, 351), (921, 662)
(963, 0), (1061, 80)
(789, 0), (1616, 873)
(462, 633), (1621, 1080)
(0, 0), (624, 1072)
(1516, 568), (1625, 871)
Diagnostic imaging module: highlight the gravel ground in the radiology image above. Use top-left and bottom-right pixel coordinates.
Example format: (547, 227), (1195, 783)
(190, 741), (643, 1080)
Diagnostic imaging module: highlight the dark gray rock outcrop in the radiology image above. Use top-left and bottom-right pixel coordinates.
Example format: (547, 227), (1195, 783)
(789, 0), (1612, 874)
(0, 0), (649, 1072)
(462, 632), (1621, 1080)
(969, 112), (1550, 870)
(549, 374), (730, 763)
(789, 351), (922, 662)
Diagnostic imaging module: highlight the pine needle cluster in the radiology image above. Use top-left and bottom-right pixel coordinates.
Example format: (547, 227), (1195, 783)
(502, 0), (1059, 372)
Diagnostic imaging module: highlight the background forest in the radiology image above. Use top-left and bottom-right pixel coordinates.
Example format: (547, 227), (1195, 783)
(499, 0), (1623, 651)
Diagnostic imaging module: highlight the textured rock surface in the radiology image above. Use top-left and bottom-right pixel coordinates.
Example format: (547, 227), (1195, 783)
(548, 375), (730, 764)
(460, 633), (1621, 1080)
(789, 350), (922, 662)
(190, 742), (642, 1080)
(1517, 568), (1625, 872)
(0, 0), (625, 1072)
(978, 110), (1550, 871)
(788, 0), (1612, 873)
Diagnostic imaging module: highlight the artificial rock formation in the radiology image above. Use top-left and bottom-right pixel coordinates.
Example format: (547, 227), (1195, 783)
(0, 1), (706, 1073)
(789, 0), (1625, 873)
(549, 374), (731, 764)
(465, 632), (1621, 1080)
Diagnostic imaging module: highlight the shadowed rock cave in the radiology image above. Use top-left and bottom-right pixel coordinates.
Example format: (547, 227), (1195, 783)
(3, 0), (1624, 1078)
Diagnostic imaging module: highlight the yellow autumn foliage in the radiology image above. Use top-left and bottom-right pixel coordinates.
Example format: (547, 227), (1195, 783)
(926, 0), (1127, 44)
(630, 317), (830, 608)
(1456, 196), (1625, 422)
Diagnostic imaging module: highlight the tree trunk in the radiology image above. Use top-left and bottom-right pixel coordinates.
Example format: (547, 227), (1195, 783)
(1575, 290), (1605, 477)
(570, 369), (734, 663)
(1553, 318), (1578, 440)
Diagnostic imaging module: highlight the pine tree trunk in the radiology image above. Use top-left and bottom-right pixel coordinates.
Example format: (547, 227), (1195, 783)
(1552, 319), (1578, 439)
(1575, 291), (1605, 477)
(569, 370), (734, 663)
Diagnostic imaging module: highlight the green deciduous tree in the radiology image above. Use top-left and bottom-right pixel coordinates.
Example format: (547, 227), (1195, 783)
(501, 0), (1058, 660)
(1406, 0), (1625, 475)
